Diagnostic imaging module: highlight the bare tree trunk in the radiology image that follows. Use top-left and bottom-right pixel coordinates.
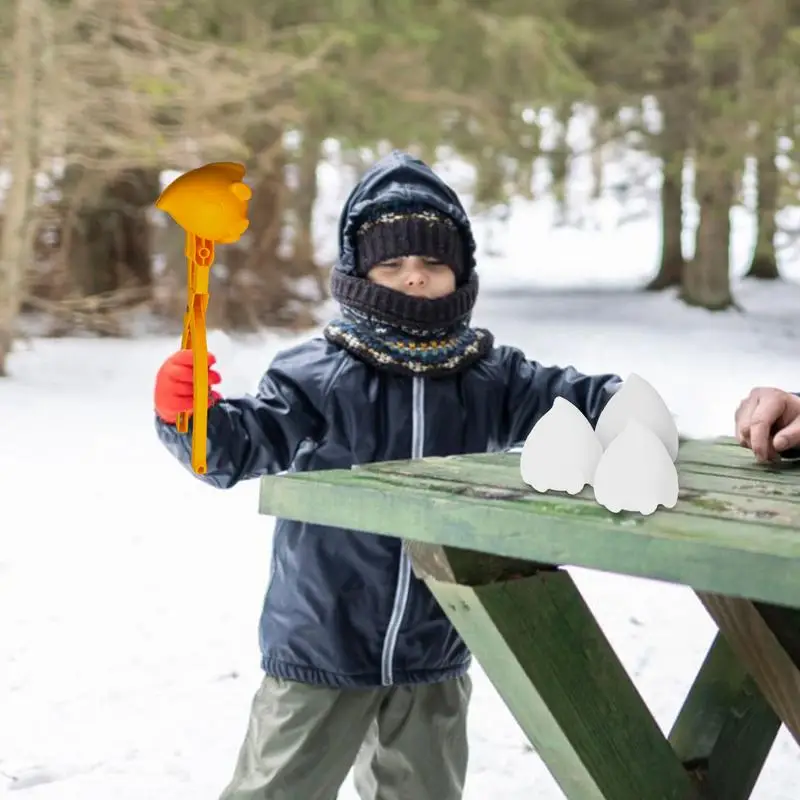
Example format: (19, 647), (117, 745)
(647, 149), (686, 289)
(681, 15), (738, 312)
(216, 125), (295, 330)
(745, 134), (780, 279)
(745, 5), (785, 281)
(474, 152), (506, 212)
(682, 164), (735, 310)
(549, 103), (572, 225)
(589, 99), (616, 203)
(61, 165), (159, 298)
(242, 147), (290, 313)
(0, 0), (37, 376)
(291, 127), (326, 299)
(647, 10), (692, 291)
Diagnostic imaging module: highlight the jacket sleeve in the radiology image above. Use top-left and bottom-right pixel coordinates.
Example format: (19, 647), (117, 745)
(155, 366), (325, 489)
(499, 347), (621, 450)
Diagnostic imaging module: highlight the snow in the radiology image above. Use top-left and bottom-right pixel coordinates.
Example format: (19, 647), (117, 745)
(3, 149), (800, 799)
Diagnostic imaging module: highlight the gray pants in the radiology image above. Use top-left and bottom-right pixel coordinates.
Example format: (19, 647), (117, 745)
(219, 673), (472, 800)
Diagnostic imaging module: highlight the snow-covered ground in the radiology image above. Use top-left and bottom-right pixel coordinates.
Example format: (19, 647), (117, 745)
(3, 150), (800, 799)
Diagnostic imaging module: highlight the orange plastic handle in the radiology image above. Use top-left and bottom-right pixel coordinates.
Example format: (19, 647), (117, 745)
(176, 234), (214, 474)
(154, 162), (252, 475)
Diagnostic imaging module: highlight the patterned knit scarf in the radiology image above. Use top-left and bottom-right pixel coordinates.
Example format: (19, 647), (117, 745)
(324, 305), (494, 378)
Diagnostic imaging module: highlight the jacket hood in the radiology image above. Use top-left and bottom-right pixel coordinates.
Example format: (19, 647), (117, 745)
(335, 150), (476, 275)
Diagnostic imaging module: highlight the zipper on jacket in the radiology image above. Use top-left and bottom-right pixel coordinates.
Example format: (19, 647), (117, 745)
(380, 376), (424, 685)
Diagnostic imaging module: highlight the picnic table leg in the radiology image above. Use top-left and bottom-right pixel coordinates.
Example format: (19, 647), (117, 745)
(696, 592), (800, 745)
(669, 632), (780, 800)
(405, 542), (701, 800)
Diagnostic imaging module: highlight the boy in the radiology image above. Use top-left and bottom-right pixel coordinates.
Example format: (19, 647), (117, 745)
(154, 150), (621, 800)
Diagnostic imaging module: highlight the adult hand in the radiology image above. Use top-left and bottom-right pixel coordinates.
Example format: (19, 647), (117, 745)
(735, 387), (800, 462)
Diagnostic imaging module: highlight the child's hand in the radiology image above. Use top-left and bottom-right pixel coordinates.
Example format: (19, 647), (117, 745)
(154, 349), (222, 424)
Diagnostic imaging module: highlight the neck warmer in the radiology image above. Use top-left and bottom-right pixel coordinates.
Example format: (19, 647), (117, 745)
(324, 272), (493, 378)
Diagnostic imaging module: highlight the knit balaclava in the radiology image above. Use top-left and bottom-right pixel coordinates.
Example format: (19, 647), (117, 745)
(325, 190), (494, 377)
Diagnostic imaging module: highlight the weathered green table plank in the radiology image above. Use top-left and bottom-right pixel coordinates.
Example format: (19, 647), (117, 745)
(362, 453), (800, 523)
(679, 438), (800, 474)
(259, 439), (800, 607)
(369, 454), (800, 505)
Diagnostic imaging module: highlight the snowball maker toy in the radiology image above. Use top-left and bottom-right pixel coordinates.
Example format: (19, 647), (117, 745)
(155, 162), (252, 474)
(518, 374), (681, 516)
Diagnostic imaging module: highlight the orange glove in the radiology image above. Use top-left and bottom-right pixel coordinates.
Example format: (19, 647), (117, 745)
(154, 349), (222, 424)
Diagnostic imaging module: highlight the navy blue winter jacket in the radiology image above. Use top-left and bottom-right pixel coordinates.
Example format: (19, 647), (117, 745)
(155, 154), (622, 688)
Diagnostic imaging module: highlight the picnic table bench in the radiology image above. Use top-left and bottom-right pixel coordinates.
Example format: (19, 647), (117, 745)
(259, 436), (800, 800)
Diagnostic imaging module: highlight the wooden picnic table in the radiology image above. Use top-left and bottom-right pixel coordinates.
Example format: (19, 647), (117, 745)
(259, 436), (800, 800)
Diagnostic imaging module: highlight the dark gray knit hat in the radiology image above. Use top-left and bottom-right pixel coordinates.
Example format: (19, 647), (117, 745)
(354, 205), (467, 282)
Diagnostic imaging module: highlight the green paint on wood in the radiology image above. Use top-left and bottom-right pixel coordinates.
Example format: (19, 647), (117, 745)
(366, 451), (800, 504)
(703, 684), (780, 800)
(427, 569), (699, 799)
(670, 633), (779, 799)
(681, 462), (800, 488)
(454, 440), (800, 489)
(259, 463), (800, 607)
(359, 453), (800, 523)
(671, 634), (751, 761)
(678, 440), (800, 472)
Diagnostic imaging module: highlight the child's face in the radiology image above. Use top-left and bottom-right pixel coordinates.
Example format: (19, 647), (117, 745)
(367, 255), (456, 299)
